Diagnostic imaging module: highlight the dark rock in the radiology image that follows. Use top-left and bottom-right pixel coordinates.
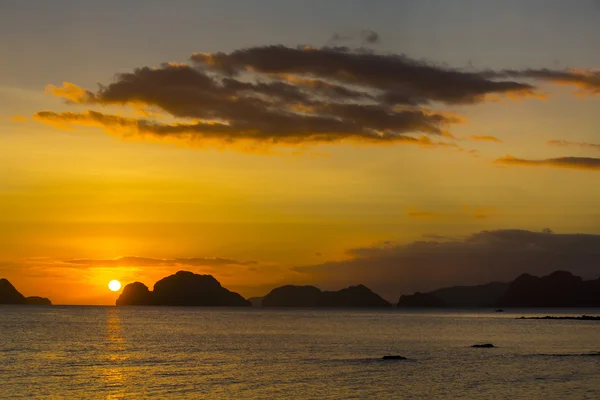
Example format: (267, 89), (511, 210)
(262, 284), (391, 308)
(116, 282), (153, 306)
(25, 296), (52, 306)
(151, 271), (250, 306)
(1, 278), (51, 305)
(382, 355), (407, 360)
(247, 297), (263, 307)
(0, 278), (26, 304)
(397, 292), (447, 308)
(116, 271), (251, 306)
(471, 343), (495, 348)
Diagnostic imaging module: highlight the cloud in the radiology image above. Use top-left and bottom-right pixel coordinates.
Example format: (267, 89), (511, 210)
(492, 68), (600, 96)
(496, 155), (600, 170)
(470, 135), (503, 143)
(405, 206), (495, 220)
(10, 115), (27, 123)
(548, 139), (600, 151)
(360, 29), (380, 44)
(63, 256), (254, 267)
(192, 46), (539, 105)
(33, 109), (458, 148)
(293, 229), (600, 300)
(36, 45), (600, 152)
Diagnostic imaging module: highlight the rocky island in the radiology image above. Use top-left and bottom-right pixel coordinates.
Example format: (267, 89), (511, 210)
(397, 271), (600, 308)
(116, 271), (251, 306)
(261, 284), (391, 307)
(0, 278), (52, 305)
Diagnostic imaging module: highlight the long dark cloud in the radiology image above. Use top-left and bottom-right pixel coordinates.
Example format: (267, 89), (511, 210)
(293, 229), (600, 300)
(192, 46), (538, 105)
(35, 45), (600, 151)
(496, 155), (600, 170)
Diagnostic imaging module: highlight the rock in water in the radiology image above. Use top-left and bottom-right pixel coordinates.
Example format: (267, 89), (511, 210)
(116, 282), (153, 306)
(0, 278), (26, 304)
(382, 355), (407, 360)
(25, 296), (52, 305)
(471, 343), (495, 348)
(152, 271), (251, 306)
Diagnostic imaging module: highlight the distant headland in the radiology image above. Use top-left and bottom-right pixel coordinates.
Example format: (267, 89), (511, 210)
(0, 278), (52, 305)
(397, 271), (600, 308)
(261, 284), (392, 308)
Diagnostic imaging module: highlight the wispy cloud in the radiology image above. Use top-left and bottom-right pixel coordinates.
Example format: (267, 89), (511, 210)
(470, 135), (503, 143)
(548, 139), (600, 151)
(496, 155), (600, 170)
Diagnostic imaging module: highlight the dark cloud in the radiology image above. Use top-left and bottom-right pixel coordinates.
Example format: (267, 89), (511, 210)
(192, 46), (539, 105)
(496, 155), (600, 170)
(40, 45), (600, 151)
(293, 229), (600, 300)
(64, 256), (253, 267)
(360, 29), (380, 44)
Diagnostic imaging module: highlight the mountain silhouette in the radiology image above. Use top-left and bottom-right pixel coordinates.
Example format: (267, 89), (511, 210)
(262, 284), (391, 307)
(500, 270), (600, 307)
(116, 271), (251, 306)
(0, 278), (26, 304)
(0, 278), (52, 305)
(397, 271), (600, 307)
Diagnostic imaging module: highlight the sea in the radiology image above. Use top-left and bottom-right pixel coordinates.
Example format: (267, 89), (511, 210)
(1, 306), (599, 399)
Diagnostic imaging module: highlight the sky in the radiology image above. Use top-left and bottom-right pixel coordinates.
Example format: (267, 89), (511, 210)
(2, 0), (600, 304)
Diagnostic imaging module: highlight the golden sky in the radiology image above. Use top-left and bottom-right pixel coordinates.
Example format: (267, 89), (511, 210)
(2, 1), (600, 304)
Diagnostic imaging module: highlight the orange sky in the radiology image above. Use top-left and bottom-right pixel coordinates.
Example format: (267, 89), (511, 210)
(2, 1), (600, 304)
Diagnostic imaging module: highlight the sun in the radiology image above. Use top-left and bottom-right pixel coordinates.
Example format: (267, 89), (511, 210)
(108, 280), (121, 292)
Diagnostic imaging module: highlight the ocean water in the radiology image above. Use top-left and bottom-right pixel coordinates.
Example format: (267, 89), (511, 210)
(1, 307), (599, 399)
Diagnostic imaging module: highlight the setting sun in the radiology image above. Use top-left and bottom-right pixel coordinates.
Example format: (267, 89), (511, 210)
(108, 280), (121, 292)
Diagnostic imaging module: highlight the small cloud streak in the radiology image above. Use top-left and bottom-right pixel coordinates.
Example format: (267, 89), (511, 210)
(496, 155), (600, 171)
(359, 29), (380, 44)
(10, 115), (27, 123)
(470, 135), (503, 143)
(548, 139), (600, 151)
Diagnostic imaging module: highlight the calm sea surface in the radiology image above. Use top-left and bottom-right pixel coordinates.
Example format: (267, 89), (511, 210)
(1, 306), (599, 399)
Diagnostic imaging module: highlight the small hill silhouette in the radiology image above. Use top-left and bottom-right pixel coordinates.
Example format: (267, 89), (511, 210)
(262, 284), (391, 307)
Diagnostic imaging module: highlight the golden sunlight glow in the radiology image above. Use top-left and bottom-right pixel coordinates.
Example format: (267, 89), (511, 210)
(108, 280), (122, 292)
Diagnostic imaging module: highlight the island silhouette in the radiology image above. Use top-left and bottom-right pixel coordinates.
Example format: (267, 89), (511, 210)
(0, 278), (52, 305)
(261, 284), (392, 307)
(116, 271), (250, 306)
(397, 271), (600, 308)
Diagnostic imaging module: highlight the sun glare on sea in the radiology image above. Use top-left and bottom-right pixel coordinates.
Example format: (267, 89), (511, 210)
(108, 280), (121, 292)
